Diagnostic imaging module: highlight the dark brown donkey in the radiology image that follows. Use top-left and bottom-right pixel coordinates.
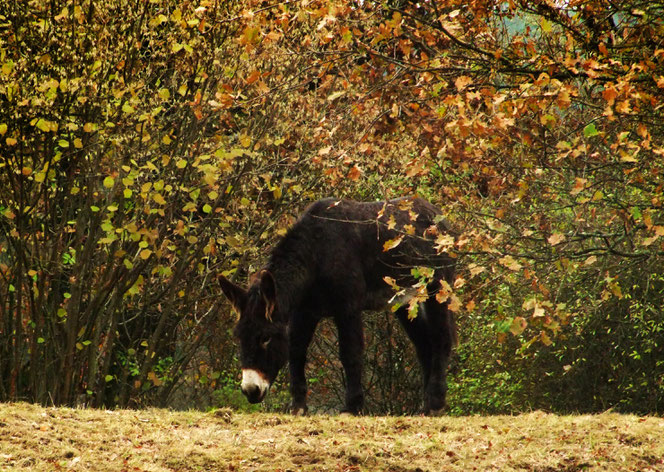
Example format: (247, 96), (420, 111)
(218, 197), (457, 414)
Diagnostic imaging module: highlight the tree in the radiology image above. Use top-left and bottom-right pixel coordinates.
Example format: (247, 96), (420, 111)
(2, 0), (663, 412)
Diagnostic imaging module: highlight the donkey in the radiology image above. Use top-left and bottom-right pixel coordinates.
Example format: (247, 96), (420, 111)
(218, 197), (457, 415)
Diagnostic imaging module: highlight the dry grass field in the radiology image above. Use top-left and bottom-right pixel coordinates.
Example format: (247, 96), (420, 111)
(1, 402), (663, 471)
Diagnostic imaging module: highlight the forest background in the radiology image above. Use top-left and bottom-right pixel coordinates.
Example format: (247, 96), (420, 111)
(1, 0), (663, 415)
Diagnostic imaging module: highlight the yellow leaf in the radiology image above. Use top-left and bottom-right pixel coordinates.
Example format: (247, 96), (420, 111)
(153, 193), (166, 205)
(584, 256), (597, 266)
(499, 255), (522, 271)
(0, 123), (6, 135)
(454, 75), (472, 91)
(509, 317), (527, 336)
(140, 249), (152, 260)
(35, 119), (51, 132)
(547, 232), (565, 246)
(383, 236), (404, 252)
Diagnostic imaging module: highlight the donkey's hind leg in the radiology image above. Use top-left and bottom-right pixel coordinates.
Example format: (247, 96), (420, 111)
(421, 296), (455, 413)
(395, 305), (433, 406)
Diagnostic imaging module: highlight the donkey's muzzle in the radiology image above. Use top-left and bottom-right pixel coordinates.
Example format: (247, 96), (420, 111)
(241, 368), (269, 403)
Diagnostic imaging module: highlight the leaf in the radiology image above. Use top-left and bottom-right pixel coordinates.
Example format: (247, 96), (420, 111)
(347, 166), (362, 181)
(140, 249), (152, 260)
(584, 256), (597, 266)
(583, 123), (599, 137)
(35, 119), (50, 132)
(570, 178), (587, 196)
(246, 70), (261, 84)
(498, 255), (522, 271)
(509, 317), (527, 336)
(103, 176), (115, 188)
(327, 91), (345, 102)
(455, 75), (472, 91)
(540, 18), (552, 33)
(0, 123), (7, 135)
(383, 236), (404, 252)
(547, 232), (565, 246)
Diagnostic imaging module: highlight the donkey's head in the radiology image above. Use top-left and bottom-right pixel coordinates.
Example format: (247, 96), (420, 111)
(218, 270), (288, 404)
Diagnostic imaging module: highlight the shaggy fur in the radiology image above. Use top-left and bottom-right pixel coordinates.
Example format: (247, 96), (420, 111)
(219, 197), (457, 414)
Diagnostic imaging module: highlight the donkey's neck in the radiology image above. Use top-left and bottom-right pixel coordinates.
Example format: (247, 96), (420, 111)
(265, 230), (316, 317)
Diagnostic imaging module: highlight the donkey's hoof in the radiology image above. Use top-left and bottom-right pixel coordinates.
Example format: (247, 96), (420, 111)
(291, 405), (308, 416)
(426, 407), (446, 417)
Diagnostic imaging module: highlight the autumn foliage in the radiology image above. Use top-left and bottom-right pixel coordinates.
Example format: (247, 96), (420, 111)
(1, 0), (663, 412)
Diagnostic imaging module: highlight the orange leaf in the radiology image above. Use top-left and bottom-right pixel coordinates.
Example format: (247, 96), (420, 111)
(454, 75), (472, 91)
(347, 165), (362, 181)
(246, 70), (260, 84)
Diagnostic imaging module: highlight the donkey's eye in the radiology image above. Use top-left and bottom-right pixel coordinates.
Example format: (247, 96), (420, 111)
(260, 336), (271, 350)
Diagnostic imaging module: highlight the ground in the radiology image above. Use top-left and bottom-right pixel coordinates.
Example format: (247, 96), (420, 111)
(0, 402), (663, 471)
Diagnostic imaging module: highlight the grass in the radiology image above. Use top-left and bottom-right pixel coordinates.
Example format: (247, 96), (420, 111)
(0, 402), (663, 471)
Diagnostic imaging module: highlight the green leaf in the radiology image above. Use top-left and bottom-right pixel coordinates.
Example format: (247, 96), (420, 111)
(583, 123), (599, 137)
(105, 375), (114, 382)
(103, 176), (115, 188)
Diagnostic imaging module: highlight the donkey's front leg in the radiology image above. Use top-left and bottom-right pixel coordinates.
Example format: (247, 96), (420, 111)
(288, 314), (318, 415)
(335, 313), (365, 415)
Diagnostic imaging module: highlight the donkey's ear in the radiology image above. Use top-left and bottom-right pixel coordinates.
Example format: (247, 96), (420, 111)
(218, 274), (247, 314)
(259, 270), (277, 321)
